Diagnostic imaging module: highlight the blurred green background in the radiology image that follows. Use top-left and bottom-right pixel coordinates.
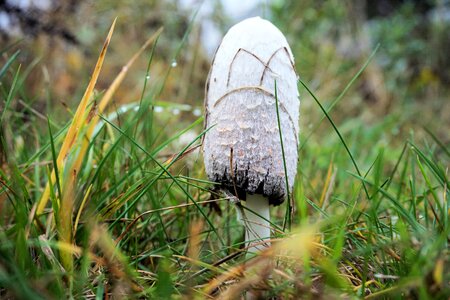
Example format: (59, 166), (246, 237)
(0, 0), (449, 298)
(1, 0), (448, 141)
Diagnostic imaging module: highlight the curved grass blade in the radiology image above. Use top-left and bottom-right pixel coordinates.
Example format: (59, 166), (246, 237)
(274, 80), (292, 231)
(300, 44), (380, 150)
(1, 65), (21, 124)
(100, 115), (225, 246)
(36, 19), (118, 214)
(299, 79), (371, 201)
(0, 50), (20, 81)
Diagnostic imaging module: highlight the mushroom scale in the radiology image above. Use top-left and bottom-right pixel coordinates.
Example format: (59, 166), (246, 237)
(203, 16), (299, 206)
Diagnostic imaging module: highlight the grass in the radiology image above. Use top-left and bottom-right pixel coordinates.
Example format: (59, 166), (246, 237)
(1, 8), (449, 300)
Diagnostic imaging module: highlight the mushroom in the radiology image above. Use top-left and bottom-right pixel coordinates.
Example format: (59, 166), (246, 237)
(203, 17), (299, 254)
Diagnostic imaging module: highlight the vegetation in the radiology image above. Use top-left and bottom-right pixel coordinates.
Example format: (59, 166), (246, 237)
(0, 1), (448, 299)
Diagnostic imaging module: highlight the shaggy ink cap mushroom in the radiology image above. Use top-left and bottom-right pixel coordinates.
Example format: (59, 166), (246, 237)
(203, 17), (299, 206)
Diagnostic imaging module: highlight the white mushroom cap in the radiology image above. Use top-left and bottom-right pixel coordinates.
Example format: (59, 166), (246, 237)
(203, 17), (299, 206)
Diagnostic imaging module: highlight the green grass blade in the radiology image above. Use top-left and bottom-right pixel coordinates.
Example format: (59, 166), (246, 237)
(47, 117), (63, 203)
(0, 50), (20, 81)
(348, 171), (424, 231)
(99, 115), (225, 246)
(1, 65), (21, 124)
(300, 44), (380, 150)
(274, 80), (293, 231)
(299, 79), (371, 200)
(422, 126), (450, 158)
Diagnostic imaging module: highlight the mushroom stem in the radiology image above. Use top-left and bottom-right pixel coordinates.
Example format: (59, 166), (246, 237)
(244, 193), (270, 255)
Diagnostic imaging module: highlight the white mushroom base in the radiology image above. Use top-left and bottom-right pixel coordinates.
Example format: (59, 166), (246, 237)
(243, 193), (271, 256)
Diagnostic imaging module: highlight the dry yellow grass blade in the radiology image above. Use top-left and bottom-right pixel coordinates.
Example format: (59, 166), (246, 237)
(59, 176), (75, 273)
(433, 257), (444, 287)
(74, 26), (165, 162)
(36, 24), (163, 216)
(67, 28), (164, 188)
(58, 26), (163, 273)
(73, 183), (93, 235)
(39, 234), (118, 269)
(36, 18), (117, 215)
(188, 220), (203, 268)
(203, 226), (322, 297)
(319, 159), (334, 208)
(33, 21), (163, 273)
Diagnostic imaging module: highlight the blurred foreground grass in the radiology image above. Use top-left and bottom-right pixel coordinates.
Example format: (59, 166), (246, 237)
(0, 1), (449, 299)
